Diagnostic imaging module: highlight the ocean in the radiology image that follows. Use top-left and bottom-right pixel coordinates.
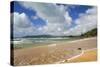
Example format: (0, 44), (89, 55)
(12, 37), (79, 49)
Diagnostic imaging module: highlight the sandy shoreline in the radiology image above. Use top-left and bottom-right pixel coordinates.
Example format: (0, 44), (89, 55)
(13, 37), (97, 66)
(54, 48), (97, 64)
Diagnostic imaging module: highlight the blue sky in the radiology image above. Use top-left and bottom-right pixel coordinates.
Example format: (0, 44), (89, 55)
(11, 1), (46, 28)
(11, 1), (97, 37)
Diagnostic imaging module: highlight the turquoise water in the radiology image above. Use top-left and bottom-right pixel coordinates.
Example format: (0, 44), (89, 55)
(12, 37), (79, 49)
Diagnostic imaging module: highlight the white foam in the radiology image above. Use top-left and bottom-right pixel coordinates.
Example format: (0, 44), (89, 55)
(48, 44), (57, 47)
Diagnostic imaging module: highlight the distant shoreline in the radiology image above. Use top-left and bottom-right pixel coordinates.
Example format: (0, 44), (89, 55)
(13, 36), (96, 49)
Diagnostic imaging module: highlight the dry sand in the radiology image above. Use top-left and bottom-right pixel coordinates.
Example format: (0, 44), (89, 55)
(68, 48), (97, 62)
(13, 37), (97, 66)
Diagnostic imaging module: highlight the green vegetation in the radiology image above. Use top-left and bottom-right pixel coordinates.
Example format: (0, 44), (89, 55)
(14, 28), (97, 39)
(68, 28), (97, 38)
(81, 28), (97, 37)
(13, 28), (97, 49)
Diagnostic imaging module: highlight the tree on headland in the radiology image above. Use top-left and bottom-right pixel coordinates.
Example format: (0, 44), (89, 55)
(81, 28), (97, 37)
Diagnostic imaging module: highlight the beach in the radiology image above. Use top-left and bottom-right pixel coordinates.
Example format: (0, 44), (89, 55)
(13, 37), (97, 66)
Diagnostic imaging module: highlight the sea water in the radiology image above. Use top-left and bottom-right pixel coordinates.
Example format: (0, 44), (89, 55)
(12, 37), (77, 49)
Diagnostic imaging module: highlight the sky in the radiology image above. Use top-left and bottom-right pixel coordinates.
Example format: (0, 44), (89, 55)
(11, 1), (97, 37)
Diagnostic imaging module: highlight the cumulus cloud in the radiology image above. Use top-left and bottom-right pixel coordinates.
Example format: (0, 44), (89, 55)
(13, 2), (97, 37)
(12, 12), (37, 37)
(20, 2), (72, 35)
(13, 12), (32, 28)
(31, 15), (39, 20)
(64, 7), (97, 36)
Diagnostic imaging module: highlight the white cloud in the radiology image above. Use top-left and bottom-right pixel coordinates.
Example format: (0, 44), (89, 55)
(12, 12), (37, 37)
(21, 2), (67, 23)
(31, 15), (39, 20)
(13, 12), (33, 28)
(13, 2), (97, 37)
(64, 7), (97, 36)
(20, 2), (72, 36)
